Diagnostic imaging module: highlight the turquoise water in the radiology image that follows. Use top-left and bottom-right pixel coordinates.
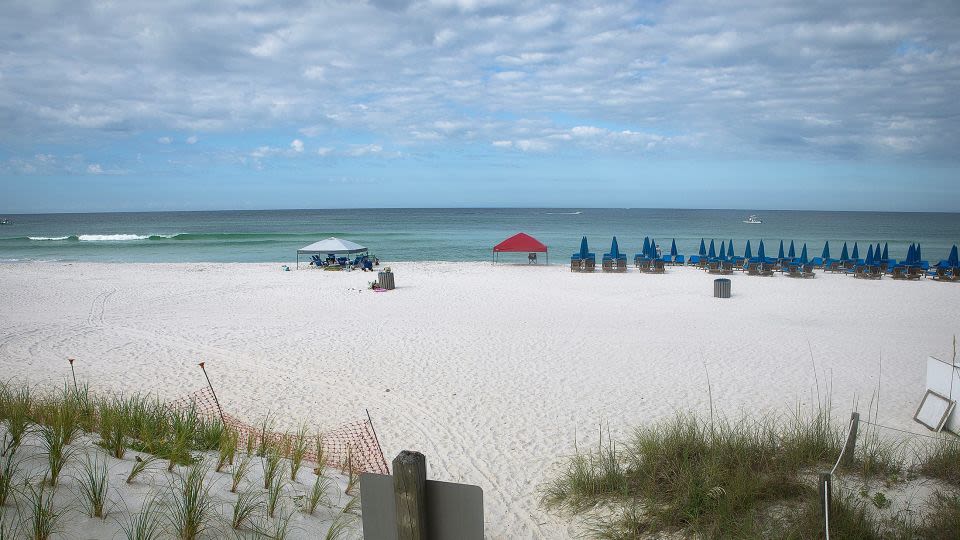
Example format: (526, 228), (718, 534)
(0, 209), (957, 264)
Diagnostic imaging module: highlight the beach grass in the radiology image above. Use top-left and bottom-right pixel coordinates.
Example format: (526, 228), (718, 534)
(118, 495), (165, 540)
(164, 462), (216, 540)
(916, 437), (960, 488)
(74, 453), (111, 519)
(126, 455), (160, 484)
(289, 423), (309, 482)
(230, 454), (253, 494)
(305, 474), (332, 515)
(0, 452), (19, 507)
(266, 463), (287, 518)
(24, 482), (69, 540)
(230, 489), (264, 530)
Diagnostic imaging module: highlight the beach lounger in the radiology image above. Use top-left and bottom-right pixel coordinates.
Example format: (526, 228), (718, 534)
(674, 255), (685, 265)
(802, 264), (816, 279)
(570, 258), (582, 272)
(786, 264), (802, 278)
(890, 266), (908, 280)
(697, 258), (710, 270)
(931, 267), (955, 281)
(707, 261), (721, 274)
(811, 257), (824, 269)
(643, 259), (665, 274)
(583, 258), (596, 272)
(907, 266), (924, 280)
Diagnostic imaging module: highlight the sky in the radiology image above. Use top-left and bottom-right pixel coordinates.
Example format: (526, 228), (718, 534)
(1, 0), (959, 213)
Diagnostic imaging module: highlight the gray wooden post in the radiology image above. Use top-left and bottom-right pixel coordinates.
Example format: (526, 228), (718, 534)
(819, 471), (832, 539)
(393, 450), (427, 540)
(842, 412), (859, 467)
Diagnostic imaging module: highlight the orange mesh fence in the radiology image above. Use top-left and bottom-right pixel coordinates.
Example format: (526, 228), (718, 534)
(168, 386), (389, 475)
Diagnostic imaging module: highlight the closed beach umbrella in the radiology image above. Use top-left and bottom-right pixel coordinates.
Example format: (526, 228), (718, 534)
(852, 242), (860, 260)
(708, 239), (716, 258)
(788, 240), (796, 259)
(865, 245), (875, 265)
(670, 239), (678, 257)
(875, 243), (882, 260)
(882, 243), (889, 261)
(699, 238), (707, 256)
(578, 236), (589, 258)
(728, 239), (735, 258)
(744, 240), (753, 259)
(610, 236), (621, 258)
(777, 240), (785, 259)
(649, 238), (658, 258)
(906, 244), (915, 264)
(949, 245), (958, 267)
(916, 243), (922, 262)
(719, 242), (727, 259)
(642, 237), (651, 257)
(821, 241), (831, 260)
(758, 239), (766, 260)
(840, 242), (849, 261)
(800, 244), (809, 264)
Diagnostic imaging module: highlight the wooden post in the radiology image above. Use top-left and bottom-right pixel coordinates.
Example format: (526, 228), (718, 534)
(842, 412), (859, 467)
(393, 450), (428, 540)
(819, 471), (832, 539)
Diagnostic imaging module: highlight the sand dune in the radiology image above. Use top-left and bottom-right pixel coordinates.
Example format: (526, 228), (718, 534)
(1, 261), (958, 537)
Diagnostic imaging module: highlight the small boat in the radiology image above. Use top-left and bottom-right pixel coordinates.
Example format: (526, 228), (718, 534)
(742, 215), (763, 224)
(0, 218), (10, 225)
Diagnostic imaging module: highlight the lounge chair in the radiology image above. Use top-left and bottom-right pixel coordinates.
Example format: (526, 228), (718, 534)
(674, 255), (685, 265)
(707, 261), (721, 274)
(687, 255), (700, 266)
(802, 264), (816, 279)
(907, 266), (924, 280)
(825, 260), (840, 273)
(786, 264), (802, 278)
(583, 258), (596, 272)
(643, 259), (665, 274)
(636, 258), (652, 272)
(890, 266), (908, 280)
(697, 258), (710, 270)
(810, 257), (824, 269)
(932, 267), (954, 281)
(570, 257), (582, 272)
(602, 258), (614, 272)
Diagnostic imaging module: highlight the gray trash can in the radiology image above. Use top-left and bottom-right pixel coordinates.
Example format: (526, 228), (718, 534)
(714, 278), (731, 298)
(378, 271), (395, 290)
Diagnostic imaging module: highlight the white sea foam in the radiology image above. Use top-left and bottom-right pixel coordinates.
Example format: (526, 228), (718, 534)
(77, 234), (150, 241)
(28, 236), (72, 241)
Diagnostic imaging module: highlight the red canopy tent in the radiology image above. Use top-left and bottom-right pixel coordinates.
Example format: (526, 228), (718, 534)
(492, 232), (548, 264)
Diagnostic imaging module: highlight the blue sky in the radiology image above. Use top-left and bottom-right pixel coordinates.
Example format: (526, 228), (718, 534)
(1, 0), (959, 213)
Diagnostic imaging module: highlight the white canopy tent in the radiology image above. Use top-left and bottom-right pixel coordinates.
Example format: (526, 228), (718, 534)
(297, 237), (368, 268)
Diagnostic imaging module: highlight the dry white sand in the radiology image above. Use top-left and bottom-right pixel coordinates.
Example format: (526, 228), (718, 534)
(1, 261), (959, 537)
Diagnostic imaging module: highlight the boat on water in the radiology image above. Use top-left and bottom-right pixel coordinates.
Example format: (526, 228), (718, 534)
(743, 215), (763, 224)
(0, 218), (10, 225)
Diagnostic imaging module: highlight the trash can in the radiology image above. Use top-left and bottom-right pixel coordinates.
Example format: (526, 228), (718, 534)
(378, 271), (395, 290)
(714, 278), (731, 299)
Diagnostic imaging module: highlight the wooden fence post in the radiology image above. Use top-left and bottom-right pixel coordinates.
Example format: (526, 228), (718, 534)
(393, 450), (427, 540)
(819, 471), (832, 539)
(842, 412), (859, 467)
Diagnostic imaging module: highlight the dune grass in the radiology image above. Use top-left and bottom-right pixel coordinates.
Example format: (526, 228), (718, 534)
(305, 474), (333, 515)
(289, 423), (309, 482)
(74, 453), (111, 519)
(231, 454), (253, 494)
(0, 452), (20, 507)
(24, 482), (69, 540)
(118, 495), (165, 540)
(916, 437), (960, 488)
(164, 462), (216, 540)
(230, 489), (264, 530)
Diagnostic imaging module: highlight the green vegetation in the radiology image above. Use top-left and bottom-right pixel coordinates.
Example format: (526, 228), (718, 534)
(543, 409), (960, 539)
(164, 463), (216, 540)
(75, 453), (111, 519)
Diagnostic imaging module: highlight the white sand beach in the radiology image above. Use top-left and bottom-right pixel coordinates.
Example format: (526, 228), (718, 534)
(1, 261), (958, 537)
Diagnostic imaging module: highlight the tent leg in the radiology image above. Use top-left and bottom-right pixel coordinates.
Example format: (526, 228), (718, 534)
(296, 253), (299, 269)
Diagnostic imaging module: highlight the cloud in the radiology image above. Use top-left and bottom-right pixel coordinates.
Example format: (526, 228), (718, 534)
(290, 139), (304, 153)
(157, 136), (172, 144)
(0, 0), (958, 170)
(87, 163), (103, 174)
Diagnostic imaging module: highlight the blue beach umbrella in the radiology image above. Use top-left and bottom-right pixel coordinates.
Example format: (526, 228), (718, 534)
(758, 240), (766, 260)
(821, 241), (831, 260)
(744, 240), (753, 259)
(906, 244), (916, 264)
(875, 243), (882, 260)
(866, 245), (875, 265)
(728, 240), (735, 258)
(852, 242), (860, 260)
(699, 238), (707, 256)
(708, 239), (716, 258)
(719, 242), (727, 259)
(777, 240), (785, 259)
(642, 237), (651, 257)
(949, 245), (958, 267)
(578, 236), (589, 258)
(609, 236), (621, 258)
(670, 239), (678, 257)
(882, 243), (889, 261)
(916, 244), (922, 262)
(649, 238), (658, 258)
(840, 242), (849, 261)
(800, 244), (809, 264)
(788, 240), (796, 259)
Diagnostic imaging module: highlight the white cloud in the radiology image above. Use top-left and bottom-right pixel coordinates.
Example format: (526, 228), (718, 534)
(491, 140), (513, 148)
(346, 144), (383, 156)
(186, 135), (198, 144)
(157, 136), (172, 144)
(290, 139), (304, 153)
(87, 163), (103, 174)
(317, 147), (333, 156)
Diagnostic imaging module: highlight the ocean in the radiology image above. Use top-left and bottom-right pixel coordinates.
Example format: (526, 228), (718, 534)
(0, 209), (957, 264)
